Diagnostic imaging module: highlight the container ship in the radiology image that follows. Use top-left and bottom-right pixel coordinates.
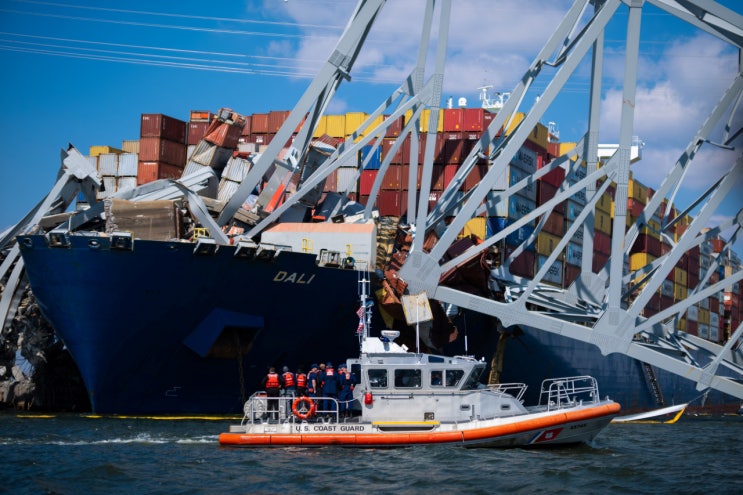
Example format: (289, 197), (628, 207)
(11, 98), (743, 415)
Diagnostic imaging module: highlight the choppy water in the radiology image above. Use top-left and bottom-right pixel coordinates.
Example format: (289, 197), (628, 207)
(1, 412), (742, 494)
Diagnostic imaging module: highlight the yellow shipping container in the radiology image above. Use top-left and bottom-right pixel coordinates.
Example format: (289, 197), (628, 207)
(502, 112), (525, 136)
(628, 178), (648, 203)
(419, 109), (444, 133)
(344, 112), (368, 137)
(558, 142), (578, 157)
(526, 121), (549, 151)
(630, 253), (656, 272)
(121, 140), (139, 154)
(459, 217), (488, 241)
(312, 115), (328, 137)
(594, 209), (612, 235)
(367, 114), (385, 136)
(325, 114), (346, 138)
(596, 191), (613, 214)
(698, 307), (710, 325)
(674, 283), (688, 301)
(90, 145), (123, 157)
(536, 232), (564, 260)
(677, 317), (686, 332)
(674, 267), (688, 287)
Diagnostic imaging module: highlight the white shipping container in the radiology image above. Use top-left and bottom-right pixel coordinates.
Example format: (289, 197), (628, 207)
(710, 325), (719, 342)
(566, 179), (586, 205)
(698, 323), (710, 339)
(118, 153), (138, 176)
(687, 304), (698, 322)
(699, 297), (709, 309)
(565, 200), (583, 221)
(222, 157), (251, 182)
(565, 220), (585, 245)
(218, 178), (240, 202)
(336, 167), (358, 193)
(509, 166), (537, 201)
(98, 177), (117, 199)
(565, 242), (583, 267)
(661, 279), (674, 298)
(510, 146), (537, 174)
(508, 194), (536, 220)
(183, 161), (209, 177)
(117, 177), (137, 192)
(709, 312), (720, 328)
(98, 153), (119, 176)
(537, 255), (563, 286)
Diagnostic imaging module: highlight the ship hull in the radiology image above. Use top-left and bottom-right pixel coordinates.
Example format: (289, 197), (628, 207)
(18, 234), (364, 414)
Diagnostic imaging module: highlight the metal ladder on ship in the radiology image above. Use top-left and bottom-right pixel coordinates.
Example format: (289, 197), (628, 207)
(641, 362), (665, 407)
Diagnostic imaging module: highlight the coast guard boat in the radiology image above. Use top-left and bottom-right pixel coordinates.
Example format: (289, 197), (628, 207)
(219, 290), (620, 448)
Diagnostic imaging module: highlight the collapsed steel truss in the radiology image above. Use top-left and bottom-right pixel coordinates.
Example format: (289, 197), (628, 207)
(2, 0), (742, 400)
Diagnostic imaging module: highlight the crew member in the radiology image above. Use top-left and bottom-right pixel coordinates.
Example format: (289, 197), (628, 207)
(296, 367), (308, 397)
(307, 363), (319, 398)
(337, 363), (356, 418)
(320, 361), (338, 417)
(281, 365), (297, 412)
(261, 366), (284, 421)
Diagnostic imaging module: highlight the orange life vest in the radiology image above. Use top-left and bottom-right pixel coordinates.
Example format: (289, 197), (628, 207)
(265, 372), (280, 389)
(283, 372), (295, 387)
(296, 373), (307, 388)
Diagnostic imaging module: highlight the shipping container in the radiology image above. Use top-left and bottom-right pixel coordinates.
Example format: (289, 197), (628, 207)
(630, 252), (657, 272)
(505, 223), (535, 251)
(565, 264), (581, 286)
(526, 122), (549, 152)
(190, 110), (213, 122)
(594, 209), (612, 235)
(631, 233), (661, 257)
(463, 164), (487, 191)
(381, 165), (403, 190)
(140, 113), (187, 143)
(463, 108), (485, 131)
(251, 113), (269, 134)
(459, 217), (488, 241)
(121, 140), (139, 154)
(594, 230), (612, 255)
(510, 145), (538, 174)
(361, 144), (383, 170)
(542, 210), (565, 236)
(508, 166), (537, 201)
(565, 200), (583, 221)
(628, 177), (648, 203)
(188, 121), (210, 145)
(268, 110), (290, 133)
(118, 153), (138, 176)
(325, 114), (346, 138)
(359, 170), (378, 196)
(674, 283), (688, 301)
(508, 249), (535, 278)
(565, 219), (584, 245)
(419, 108), (444, 133)
(117, 176), (137, 192)
(592, 252), (609, 273)
(336, 168), (358, 194)
(97, 153), (118, 176)
(378, 189), (408, 217)
(565, 242), (583, 267)
(487, 217), (508, 237)
(686, 320), (698, 336)
(536, 180), (565, 214)
(537, 255), (563, 286)
(203, 118), (245, 149)
(137, 161), (183, 185)
(536, 232), (564, 260)
(138, 137), (187, 166)
(90, 145), (123, 157)
(443, 108), (464, 132)
(384, 114), (404, 137)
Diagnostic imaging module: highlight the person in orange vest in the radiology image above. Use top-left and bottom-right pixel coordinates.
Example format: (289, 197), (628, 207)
(281, 365), (296, 413)
(261, 366), (284, 421)
(296, 367), (308, 397)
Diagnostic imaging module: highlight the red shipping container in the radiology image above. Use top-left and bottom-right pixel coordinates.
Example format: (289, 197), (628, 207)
(359, 170), (377, 196)
(251, 133), (274, 146)
(540, 166), (565, 188)
(687, 245), (700, 261)
(428, 164), (445, 191)
(443, 164), (458, 189)
(593, 252), (609, 273)
(137, 161), (183, 185)
(382, 165), (403, 190)
(138, 137), (186, 166)
(203, 119), (244, 149)
(687, 271), (699, 288)
(140, 113), (187, 143)
(627, 198), (645, 217)
(463, 108), (485, 131)
(463, 164), (487, 191)
(659, 295), (674, 310)
(381, 137), (407, 165)
(188, 121), (210, 145)
(647, 293), (661, 312)
(711, 238), (725, 253)
(268, 110), (290, 133)
(323, 169), (338, 192)
(686, 320), (698, 336)
(594, 230), (612, 255)
(251, 113), (269, 134)
(241, 115), (252, 137)
(543, 211), (565, 236)
(378, 190), (407, 217)
(442, 134), (464, 164)
(443, 108), (464, 132)
(631, 233), (661, 257)
(508, 250), (535, 278)
(384, 115), (403, 137)
(537, 180), (565, 214)
(710, 297), (719, 314)
(565, 264), (580, 286)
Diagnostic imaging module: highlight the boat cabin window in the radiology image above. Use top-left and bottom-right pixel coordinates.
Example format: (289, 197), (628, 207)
(394, 369), (421, 388)
(445, 369), (465, 387)
(430, 370), (443, 386)
(368, 369), (387, 388)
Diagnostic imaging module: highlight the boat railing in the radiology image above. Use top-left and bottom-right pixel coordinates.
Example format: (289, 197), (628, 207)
(488, 382), (528, 402)
(241, 392), (344, 425)
(538, 376), (601, 411)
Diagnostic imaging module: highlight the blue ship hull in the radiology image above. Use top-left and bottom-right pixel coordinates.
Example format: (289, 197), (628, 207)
(18, 234), (739, 415)
(18, 234), (364, 414)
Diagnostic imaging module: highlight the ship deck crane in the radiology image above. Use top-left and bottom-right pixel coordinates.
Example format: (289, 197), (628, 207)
(2, 0), (742, 403)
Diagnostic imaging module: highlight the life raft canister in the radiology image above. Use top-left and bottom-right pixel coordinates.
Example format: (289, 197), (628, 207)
(291, 396), (316, 420)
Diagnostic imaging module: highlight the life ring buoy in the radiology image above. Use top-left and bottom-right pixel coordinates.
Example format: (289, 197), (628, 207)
(291, 396), (316, 420)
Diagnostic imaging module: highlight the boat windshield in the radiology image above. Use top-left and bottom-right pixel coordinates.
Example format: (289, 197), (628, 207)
(461, 368), (483, 390)
(394, 369), (421, 388)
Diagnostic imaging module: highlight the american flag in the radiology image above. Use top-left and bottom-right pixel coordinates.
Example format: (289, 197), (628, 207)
(356, 305), (364, 318)
(356, 319), (364, 334)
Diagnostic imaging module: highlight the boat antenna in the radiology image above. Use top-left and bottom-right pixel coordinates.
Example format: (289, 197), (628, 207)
(463, 311), (469, 355)
(357, 267), (371, 347)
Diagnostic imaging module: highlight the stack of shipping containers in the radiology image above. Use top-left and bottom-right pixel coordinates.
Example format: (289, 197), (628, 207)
(137, 113), (187, 184)
(83, 106), (742, 346)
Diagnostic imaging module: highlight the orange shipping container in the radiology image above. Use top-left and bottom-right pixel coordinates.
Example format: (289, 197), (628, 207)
(138, 137), (186, 166)
(137, 161), (184, 185)
(251, 113), (269, 134)
(140, 113), (187, 143)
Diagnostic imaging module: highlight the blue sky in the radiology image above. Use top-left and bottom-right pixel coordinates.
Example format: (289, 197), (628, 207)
(0, 0), (741, 254)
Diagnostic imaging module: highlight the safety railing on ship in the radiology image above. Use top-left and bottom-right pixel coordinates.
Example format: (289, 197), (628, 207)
(537, 376), (601, 411)
(241, 392), (349, 424)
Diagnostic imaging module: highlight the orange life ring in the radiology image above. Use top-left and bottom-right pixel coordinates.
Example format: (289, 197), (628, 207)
(291, 397), (316, 420)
